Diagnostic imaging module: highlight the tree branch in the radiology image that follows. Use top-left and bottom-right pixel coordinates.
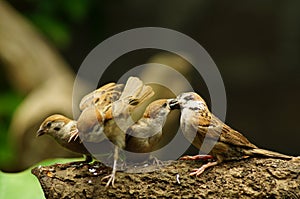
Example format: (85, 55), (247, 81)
(32, 157), (300, 198)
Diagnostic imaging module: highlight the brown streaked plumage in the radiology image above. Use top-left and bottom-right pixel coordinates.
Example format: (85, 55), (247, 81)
(37, 77), (154, 187)
(70, 77), (154, 187)
(125, 99), (176, 153)
(172, 92), (292, 176)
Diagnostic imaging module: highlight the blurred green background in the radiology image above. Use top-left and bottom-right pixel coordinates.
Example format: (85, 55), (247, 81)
(1, 0), (299, 173)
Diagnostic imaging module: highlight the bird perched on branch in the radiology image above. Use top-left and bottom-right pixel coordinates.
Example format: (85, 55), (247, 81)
(125, 98), (178, 153)
(37, 77), (154, 187)
(170, 92), (292, 176)
(37, 82), (125, 164)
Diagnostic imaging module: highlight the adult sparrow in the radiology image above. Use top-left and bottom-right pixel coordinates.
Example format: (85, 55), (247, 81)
(171, 92), (292, 176)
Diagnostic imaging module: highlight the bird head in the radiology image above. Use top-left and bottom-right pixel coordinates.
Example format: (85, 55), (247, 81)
(143, 99), (175, 119)
(176, 92), (207, 111)
(37, 114), (73, 138)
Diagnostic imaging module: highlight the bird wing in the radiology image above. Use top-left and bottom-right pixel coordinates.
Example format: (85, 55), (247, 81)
(211, 115), (257, 148)
(113, 77), (154, 115)
(119, 76), (154, 106)
(79, 82), (124, 111)
(195, 113), (256, 149)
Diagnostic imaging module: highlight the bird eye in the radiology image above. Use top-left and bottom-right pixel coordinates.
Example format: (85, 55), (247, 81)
(54, 127), (61, 131)
(46, 121), (52, 128)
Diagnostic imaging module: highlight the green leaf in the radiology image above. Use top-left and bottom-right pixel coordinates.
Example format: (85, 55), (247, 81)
(29, 14), (71, 48)
(61, 0), (90, 22)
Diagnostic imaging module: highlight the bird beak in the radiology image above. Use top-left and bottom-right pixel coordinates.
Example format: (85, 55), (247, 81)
(168, 99), (180, 110)
(37, 128), (45, 137)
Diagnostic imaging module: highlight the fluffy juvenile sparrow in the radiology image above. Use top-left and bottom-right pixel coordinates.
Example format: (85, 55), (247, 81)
(171, 92), (292, 176)
(125, 99), (178, 153)
(73, 82), (124, 143)
(37, 82), (125, 164)
(76, 77), (154, 144)
(75, 77), (154, 187)
(37, 114), (92, 162)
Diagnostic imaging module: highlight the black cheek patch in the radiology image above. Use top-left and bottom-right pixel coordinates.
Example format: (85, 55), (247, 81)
(183, 95), (194, 101)
(54, 127), (61, 131)
(189, 107), (200, 111)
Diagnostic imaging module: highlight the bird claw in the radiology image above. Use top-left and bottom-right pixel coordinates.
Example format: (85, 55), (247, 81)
(190, 167), (205, 176)
(151, 156), (164, 167)
(101, 174), (116, 188)
(189, 161), (218, 177)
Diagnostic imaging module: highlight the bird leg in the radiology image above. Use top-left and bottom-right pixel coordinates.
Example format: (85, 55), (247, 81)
(84, 154), (93, 163)
(150, 155), (164, 167)
(180, 154), (214, 161)
(190, 161), (218, 176)
(179, 154), (217, 176)
(101, 146), (119, 188)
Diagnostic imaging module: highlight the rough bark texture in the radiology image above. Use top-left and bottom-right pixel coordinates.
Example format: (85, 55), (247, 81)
(32, 157), (300, 198)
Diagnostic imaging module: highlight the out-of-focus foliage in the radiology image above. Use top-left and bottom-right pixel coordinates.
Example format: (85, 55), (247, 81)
(0, 170), (43, 199)
(0, 0), (94, 170)
(22, 0), (91, 48)
(0, 91), (22, 166)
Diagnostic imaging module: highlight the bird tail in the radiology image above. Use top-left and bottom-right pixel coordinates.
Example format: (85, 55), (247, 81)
(119, 77), (154, 106)
(245, 148), (292, 160)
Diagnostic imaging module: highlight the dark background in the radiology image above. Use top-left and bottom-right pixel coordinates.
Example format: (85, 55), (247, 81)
(1, 0), (299, 170)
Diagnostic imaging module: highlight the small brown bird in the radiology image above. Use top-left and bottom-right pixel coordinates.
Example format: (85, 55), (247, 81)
(37, 114), (92, 162)
(76, 77), (154, 145)
(38, 77), (154, 187)
(125, 99), (177, 153)
(37, 81), (125, 165)
(171, 92), (292, 176)
(37, 77), (154, 186)
(76, 77), (154, 187)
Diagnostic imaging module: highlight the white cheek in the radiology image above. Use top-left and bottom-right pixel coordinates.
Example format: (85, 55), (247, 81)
(184, 100), (205, 110)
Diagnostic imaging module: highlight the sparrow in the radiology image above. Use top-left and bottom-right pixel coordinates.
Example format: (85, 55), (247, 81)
(72, 82), (124, 144)
(37, 114), (92, 163)
(171, 92), (292, 176)
(72, 77), (154, 187)
(37, 77), (154, 187)
(37, 82), (125, 163)
(125, 98), (178, 153)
